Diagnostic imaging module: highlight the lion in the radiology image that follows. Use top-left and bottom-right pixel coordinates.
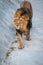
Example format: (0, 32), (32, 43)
(13, 1), (33, 49)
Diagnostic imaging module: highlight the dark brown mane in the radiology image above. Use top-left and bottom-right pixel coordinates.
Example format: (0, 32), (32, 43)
(17, 7), (30, 16)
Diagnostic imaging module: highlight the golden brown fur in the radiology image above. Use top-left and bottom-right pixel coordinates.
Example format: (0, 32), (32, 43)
(13, 9), (29, 31)
(13, 1), (33, 49)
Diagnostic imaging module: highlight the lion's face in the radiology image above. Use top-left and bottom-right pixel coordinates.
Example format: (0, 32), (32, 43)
(13, 10), (30, 32)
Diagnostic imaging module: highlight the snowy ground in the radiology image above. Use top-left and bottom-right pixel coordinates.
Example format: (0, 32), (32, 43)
(0, 0), (43, 65)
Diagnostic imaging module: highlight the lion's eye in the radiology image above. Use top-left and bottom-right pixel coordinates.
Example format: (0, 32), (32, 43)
(27, 20), (30, 21)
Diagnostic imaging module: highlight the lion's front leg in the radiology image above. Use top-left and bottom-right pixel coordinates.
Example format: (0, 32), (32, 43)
(26, 30), (31, 41)
(17, 31), (24, 49)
